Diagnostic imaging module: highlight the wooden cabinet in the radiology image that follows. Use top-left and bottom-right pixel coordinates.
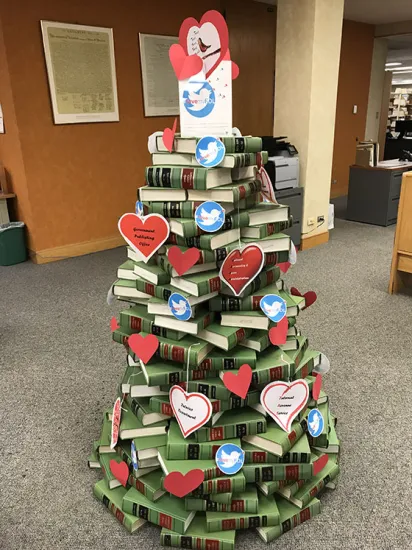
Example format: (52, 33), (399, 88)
(389, 172), (412, 294)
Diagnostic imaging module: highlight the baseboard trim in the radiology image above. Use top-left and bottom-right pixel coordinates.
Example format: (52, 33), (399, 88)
(300, 231), (329, 250)
(30, 235), (125, 264)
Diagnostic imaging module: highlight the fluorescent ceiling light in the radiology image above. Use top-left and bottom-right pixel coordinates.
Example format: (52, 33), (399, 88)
(393, 71), (412, 75)
(386, 62), (402, 67)
(391, 66), (412, 71)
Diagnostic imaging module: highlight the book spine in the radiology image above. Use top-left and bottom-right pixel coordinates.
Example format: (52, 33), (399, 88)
(93, 483), (135, 533)
(147, 202), (197, 218)
(244, 449), (280, 464)
(198, 276), (222, 295)
(128, 501), (185, 534)
(258, 479), (290, 496)
(280, 499), (321, 534)
(122, 313), (179, 340)
(187, 382), (230, 401)
(207, 511), (276, 532)
(243, 463), (313, 483)
(195, 418), (267, 443)
(191, 475), (245, 497)
(299, 465), (340, 507)
(232, 180), (262, 202)
(150, 398), (174, 417)
(161, 532), (234, 550)
(167, 439), (220, 460)
(221, 136), (262, 154)
(146, 167), (207, 190)
(251, 363), (290, 385)
(199, 355), (256, 372)
(148, 368), (216, 387)
(128, 474), (154, 501)
(281, 422), (305, 454)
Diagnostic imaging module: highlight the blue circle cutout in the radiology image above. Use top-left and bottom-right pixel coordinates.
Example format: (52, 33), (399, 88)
(259, 295), (287, 323)
(195, 201), (225, 233)
(195, 136), (226, 168)
(168, 293), (192, 321)
(135, 201), (144, 216)
(307, 408), (324, 438)
(215, 443), (245, 475)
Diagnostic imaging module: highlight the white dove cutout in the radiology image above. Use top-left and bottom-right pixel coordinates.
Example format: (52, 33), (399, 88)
(171, 299), (188, 316)
(219, 449), (242, 469)
(262, 300), (284, 317)
(197, 207), (223, 226)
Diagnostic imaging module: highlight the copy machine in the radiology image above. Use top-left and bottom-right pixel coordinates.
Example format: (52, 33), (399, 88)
(261, 136), (299, 190)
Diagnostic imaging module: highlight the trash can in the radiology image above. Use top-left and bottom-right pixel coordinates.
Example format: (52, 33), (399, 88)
(0, 222), (27, 266)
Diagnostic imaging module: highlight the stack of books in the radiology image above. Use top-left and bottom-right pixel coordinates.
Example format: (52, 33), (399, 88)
(90, 135), (340, 547)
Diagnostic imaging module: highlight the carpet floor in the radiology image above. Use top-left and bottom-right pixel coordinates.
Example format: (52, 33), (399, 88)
(1, 218), (411, 550)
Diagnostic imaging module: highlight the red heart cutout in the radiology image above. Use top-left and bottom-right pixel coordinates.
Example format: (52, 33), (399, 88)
(118, 213), (170, 262)
(232, 61), (239, 80)
(278, 262), (291, 274)
(223, 364), (252, 399)
(179, 10), (229, 79)
(164, 470), (205, 498)
(220, 245), (264, 296)
(291, 287), (317, 309)
(312, 374), (322, 401)
(128, 333), (159, 364)
(268, 316), (288, 345)
(313, 454), (329, 476)
(110, 316), (119, 332)
(168, 246), (200, 276)
(169, 44), (203, 80)
(109, 460), (129, 487)
(162, 118), (177, 153)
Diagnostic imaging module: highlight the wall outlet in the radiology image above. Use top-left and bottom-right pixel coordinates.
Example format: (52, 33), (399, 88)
(317, 215), (325, 223)
(307, 217), (315, 226)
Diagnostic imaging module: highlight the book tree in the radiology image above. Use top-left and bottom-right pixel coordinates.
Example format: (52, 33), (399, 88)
(90, 10), (340, 548)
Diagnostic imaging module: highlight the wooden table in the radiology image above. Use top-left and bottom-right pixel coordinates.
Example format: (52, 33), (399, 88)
(389, 172), (412, 294)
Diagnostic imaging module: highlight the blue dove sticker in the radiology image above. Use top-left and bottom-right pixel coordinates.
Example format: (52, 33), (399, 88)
(259, 295), (287, 323)
(195, 136), (226, 168)
(195, 201), (225, 233)
(307, 409), (324, 438)
(135, 201), (144, 217)
(168, 293), (192, 321)
(130, 440), (138, 471)
(215, 443), (245, 475)
(183, 81), (216, 118)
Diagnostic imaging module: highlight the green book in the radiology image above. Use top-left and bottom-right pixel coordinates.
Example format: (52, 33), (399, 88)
(156, 250), (217, 277)
(185, 485), (259, 513)
(170, 270), (222, 297)
(220, 309), (279, 332)
(120, 363), (168, 399)
(158, 446), (224, 480)
(113, 278), (151, 301)
(151, 151), (268, 170)
(124, 394), (169, 426)
(132, 433), (168, 459)
(243, 434), (311, 465)
(117, 259), (138, 281)
(150, 395), (228, 417)
(225, 347), (293, 386)
(141, 359), (217, 387)
(220, 265), (280, 298)
(94, 480), (146, 533)
(87, 447), (100, 469)
(145, 200), (233, 219)
(243, 421), (305, 457)
(115, 439), (161, 472)
(188, 179), (262, 203)
(211, 279), (288, 312)
(169, 211), (249, 239)
(161, 245), (218, 267)
(198, 346), (257, 371)
(160, 513), (236, 550)
(145, 165), (232, 190)
(120, 304), (185, 341)
(166, 420), (241, 460)
(168, 230), (240, 252)
(279, 456), (339, 508)
(119, 404), (168, 439)
(256, 496), (321, 542)
(128, 468), (165, 502)
(195, 407), (267, 443)
(189, 471), (246, 497)
(241, 218), (293, 239)
(241, 330), (301, 354)
(133, 260), (171, 286)
(99, 453), (125, 489)
(154, 309), (215, 336)
(293, 350), (321, 380)
(313, 414), (340, 454)
(197, 324), (253, 351)
(156, 134), (262, 155)
(96, 414), (112, 454)
(122, 487), (195, 534)
(242, 459), (314, 483)
(241, 232), (290, 254)
(285, 336), (310, 371)
(206, 492), (279, 532)
(186, 377), (235, 402)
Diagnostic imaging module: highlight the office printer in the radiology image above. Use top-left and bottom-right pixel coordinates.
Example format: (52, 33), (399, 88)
(261, 136), (299, 190)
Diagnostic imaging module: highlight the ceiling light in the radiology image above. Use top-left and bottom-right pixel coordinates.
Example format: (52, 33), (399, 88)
(389, 66), (412, 71)
(385, 62), (402, 67)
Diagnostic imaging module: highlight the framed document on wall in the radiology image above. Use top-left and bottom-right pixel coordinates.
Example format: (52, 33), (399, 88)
(139, 33), (179, 116)
(40, 21), (119, 124)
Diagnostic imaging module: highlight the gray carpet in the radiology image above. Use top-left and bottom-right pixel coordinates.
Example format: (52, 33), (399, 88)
(1, 218), (411, 550)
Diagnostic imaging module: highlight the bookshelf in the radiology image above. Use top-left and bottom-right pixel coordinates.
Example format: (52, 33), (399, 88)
(387, 87), (412, 132)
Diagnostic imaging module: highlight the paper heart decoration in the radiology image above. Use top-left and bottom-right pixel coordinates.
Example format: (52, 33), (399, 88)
(261, 379), (309, 433)
(223, 364), (252, 399)
(312, 374), (322, 401)
(289, 241), (297, 264)
(232, 61), (240, 80)
(313, 353), (331, 375)
(162, 118), (177, 153)
(128, 333), (159, 364)
(110, 397), (121, 449)
(168, 246), (200, 276)
(164, 469), (205, 498)
(220, 245), (264, 297)
(169, 385), (212, 438)
(278, 261), (291, 274)
(109, 459), (129, 487)
(179, 10), (229, 78)
(257, 167), (277, 204)
(290, 287), (317, 309)
(169, 43), (203, 80)
(268, 316), (288, 346)
(110, 316), (119, 332)
(313, 454), (329, 476)
(118, 213), (170, 263)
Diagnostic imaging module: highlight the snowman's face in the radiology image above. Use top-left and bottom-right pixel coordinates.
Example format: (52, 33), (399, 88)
(186, 22), (221, 76)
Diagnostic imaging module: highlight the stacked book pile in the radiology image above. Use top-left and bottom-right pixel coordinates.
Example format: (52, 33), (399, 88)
(89, 135), (340, 547)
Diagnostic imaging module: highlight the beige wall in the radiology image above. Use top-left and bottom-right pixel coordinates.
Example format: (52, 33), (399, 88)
(365, 38), (388, 142)
(274, 0), (344, 239)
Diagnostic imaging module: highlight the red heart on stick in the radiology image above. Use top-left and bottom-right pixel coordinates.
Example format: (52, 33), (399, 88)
(313, 454), (329, 476)
(169, 44), (203, 80)
(290, 287), (317, 310)
(164, 470), (205, 498)
(118, 213), (170, 262)
(269, 316), (288, 346)
(128, 333), (159, 364)
(312, 374), (322, 401)
(168, 246), (200, 276)
(162, 118), (177, 153)
(223, 364), (252, 399)
(278, 262), (291, 274)
(110, 316), (119, 332)
(109, 460), (129, 487)
(220, 245), (264, 296)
